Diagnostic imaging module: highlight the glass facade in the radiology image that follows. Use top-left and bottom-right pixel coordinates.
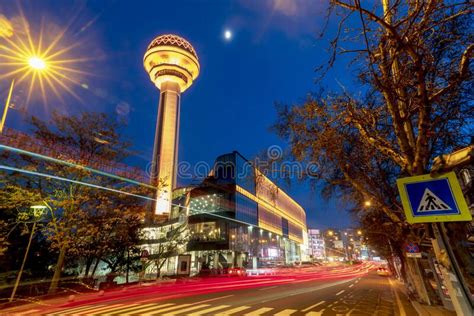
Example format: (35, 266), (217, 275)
(235, 154), (256, 194)
(289, 221), (303, 241)
(282, 218), (289, 237)
(183, 151), (306, 270)
(189, 193), (227, 216)
(214, 153), (235, 184)
(258, 204), (282, 235)
(235, 192), (258, 226)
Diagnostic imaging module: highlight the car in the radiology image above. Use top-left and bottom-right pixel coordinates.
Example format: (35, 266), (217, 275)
(228, 267), (247, 277)
(377, 266), (390, 276)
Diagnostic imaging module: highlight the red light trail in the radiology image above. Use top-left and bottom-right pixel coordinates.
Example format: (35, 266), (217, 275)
(41, 263), (374, 313)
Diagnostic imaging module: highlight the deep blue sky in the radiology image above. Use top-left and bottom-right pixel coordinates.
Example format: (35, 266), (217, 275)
(1, 0), (358, 229)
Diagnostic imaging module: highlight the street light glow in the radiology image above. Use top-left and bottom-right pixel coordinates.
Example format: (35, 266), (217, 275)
(0, 15), (91, 105)
(364, 201), (372, 207)
(28, 56), (46, 70)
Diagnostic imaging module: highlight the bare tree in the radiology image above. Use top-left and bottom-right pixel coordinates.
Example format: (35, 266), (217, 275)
(273, 0), (472, 302)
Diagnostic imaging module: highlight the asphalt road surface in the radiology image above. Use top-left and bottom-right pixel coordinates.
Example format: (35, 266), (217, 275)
(6, 265), (417, 315)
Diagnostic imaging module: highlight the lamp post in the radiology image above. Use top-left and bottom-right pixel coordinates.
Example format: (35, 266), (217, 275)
(0, 56), (47, 134)
(9, 204), (47, 302)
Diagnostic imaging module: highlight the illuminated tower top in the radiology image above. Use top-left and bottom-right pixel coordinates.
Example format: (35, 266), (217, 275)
(144, 34), (200, 92)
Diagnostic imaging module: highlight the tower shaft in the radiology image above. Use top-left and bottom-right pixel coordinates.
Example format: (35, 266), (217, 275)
(152, 81), (181, 214)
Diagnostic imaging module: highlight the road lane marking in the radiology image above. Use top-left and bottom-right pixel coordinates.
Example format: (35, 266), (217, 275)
(192, 294), (234, 304)
(302, 301), (325, 312)
(164, 304), (210, 315)
(259, 286), (278, 291)
(107, 303), (171, 315)
(388, 278), (406, 316)
(305, 311), (323, 316)
(136, 303), (190, 315)
(46, 304), (107, 315)
(243, 307), (273, 315)
(126, 293), (186, 305)
(336, 290), (345, 296)
(274, 309), (297, 315)
(189, 305), (230, 315)
(349, 284), (354, 288)
(76, 304), (124, 315)
(216, 306), (251, 315)
(48, 303), (122, 315)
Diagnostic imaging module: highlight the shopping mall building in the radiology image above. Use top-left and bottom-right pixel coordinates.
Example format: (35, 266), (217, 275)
(142, 151), (308, 276)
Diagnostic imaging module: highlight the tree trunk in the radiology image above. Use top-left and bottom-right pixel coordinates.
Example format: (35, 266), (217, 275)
(405, 258), (430, 304)
(126, 247), (130, 284)
(398, 254), (408, 283)
(83, 257), (93, 278)
(48, 245), (67, 294)
(91, 258), (101, 278)
(156, 259), (168, 279)
(156, 260), (161, 279)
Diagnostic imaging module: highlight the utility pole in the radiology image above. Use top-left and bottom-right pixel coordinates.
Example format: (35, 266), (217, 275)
(431, 223), (472, 315)
(430, 145), (474, 315)
(0, 79), (15, 134)
(9, 220), (37, 302)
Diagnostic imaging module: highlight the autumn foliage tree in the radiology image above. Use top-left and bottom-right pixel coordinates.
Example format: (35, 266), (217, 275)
(273, 0), (472, 302)
(0, 112), (152, 294)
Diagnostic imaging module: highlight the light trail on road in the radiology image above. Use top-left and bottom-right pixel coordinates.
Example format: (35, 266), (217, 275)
(7, 263), (374, 315)
(5, 264), (420, 316)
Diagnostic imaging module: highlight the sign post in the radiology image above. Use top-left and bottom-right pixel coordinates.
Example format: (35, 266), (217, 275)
(397, 172), (473, 314)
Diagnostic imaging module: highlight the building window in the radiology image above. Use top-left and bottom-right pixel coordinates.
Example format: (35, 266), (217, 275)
(282, 217), (289, 237)
(235, 192), (258, 225)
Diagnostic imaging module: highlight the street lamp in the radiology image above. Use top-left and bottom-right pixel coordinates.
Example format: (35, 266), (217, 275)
(9, 204), (47, 302)
(0, 55), (48, 134)
(364, 201), (372, 207)
(0, 18), (88, 134)
(28, 56), (47, 70)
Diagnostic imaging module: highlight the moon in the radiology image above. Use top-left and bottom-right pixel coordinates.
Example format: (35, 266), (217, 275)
(224, 29), (232, 41)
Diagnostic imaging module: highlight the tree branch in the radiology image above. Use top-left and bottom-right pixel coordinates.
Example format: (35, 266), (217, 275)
(430, 43), (474, 102)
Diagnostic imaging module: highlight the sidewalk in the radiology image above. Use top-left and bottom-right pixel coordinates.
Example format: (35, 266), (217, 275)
(390, 278), (456, 316)
(411, 301), (456, 316)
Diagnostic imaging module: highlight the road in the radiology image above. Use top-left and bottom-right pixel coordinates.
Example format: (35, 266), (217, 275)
(5, 264), (417, 315)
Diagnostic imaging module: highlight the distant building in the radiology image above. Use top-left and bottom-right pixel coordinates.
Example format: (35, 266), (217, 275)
(340, 228), (365, 260)
(322, 228), (367, 261)
(323, 229), (344, 260)
(307, 229), (325, 260)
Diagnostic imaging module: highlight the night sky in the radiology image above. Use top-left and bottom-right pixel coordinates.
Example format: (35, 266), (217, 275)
(1, 0), (357, 229)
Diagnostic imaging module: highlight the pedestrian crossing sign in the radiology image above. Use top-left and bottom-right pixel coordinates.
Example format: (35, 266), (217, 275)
(397, 172), (471, 224)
